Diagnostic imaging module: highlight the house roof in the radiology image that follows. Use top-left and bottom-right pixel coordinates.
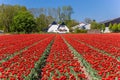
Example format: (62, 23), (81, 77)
(99, 17), (120, 27)
(58, 22), (66, 29)
(51, 21), (57, 25)
(60, 22), (66, 26)
(100, 17), (120, 24)
(47, 22), (69, 33)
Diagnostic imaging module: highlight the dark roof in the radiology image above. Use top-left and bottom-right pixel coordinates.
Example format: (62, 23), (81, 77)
(51, 21), (57, 25)
(48, 21), (57, 29)
(60, 22), (66, 26)
(58, 22), (66, 29)
(100, 17), (120, 27)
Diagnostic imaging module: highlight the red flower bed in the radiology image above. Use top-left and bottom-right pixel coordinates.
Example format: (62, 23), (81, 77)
(0, 34), (51, 61)
(63, 34), (120, 79)
(41, 35), (87, 80)
(0, 34), (55, 79)
(69, 34), (120, 59)
(0, 34), (120, 79)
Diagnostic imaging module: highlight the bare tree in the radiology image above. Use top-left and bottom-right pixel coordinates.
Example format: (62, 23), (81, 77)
(84, 18), (92, 24)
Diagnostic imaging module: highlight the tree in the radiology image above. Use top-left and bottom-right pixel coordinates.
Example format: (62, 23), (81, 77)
(29, 8), (47, 18)
(91, 21), (98, 29)
(0, 4), (15, 32)
(90, 20), (101, 30)
(74, 28), (87, 33)
(111, 23), (118, 32)
(84, 18), (92, 24)
(65, 20), (79, 28)
(67, 6), (73, 20)
(109, 23), (112, 31)
(118, 23), (120, 32)
(29, 8), (39, 17)
(46, 16), (55, 24)
(108, 23), (120, 32)
(64, 20), (79, 32)
(0, 12), (3, 30)
(12, 11), (36, 33)
(29, 6), (74, 22)
(0, 4), (27, 32)
(36, 14), (51, 32)
(57, 7), (61, 21)
(62, 6), (73, 21)
(101, 24), (105, 32)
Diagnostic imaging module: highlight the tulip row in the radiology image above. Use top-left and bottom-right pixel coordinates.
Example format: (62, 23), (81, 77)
(69, 34), (120, 60)
(41, 35), (88, 80)
(0, 34), (51, 61)
(63, 34), (120, 80)
(0, 34), (120, 79)
(0, 34), (55, 79)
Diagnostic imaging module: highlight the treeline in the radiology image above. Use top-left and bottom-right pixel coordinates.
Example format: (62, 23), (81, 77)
(29, 6), (73, 21)
(0, 4), (78, 33)
(109, 23), (120, 32)
(0, 4), (27, 32)
(90, 20), (105, 32)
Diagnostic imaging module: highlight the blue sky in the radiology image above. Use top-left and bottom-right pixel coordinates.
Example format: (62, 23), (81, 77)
(0, 0), (120, 22)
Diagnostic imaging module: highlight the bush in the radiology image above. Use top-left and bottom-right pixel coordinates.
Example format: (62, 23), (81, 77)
(108, 23), (120, 32)
(112, 23), (118, 32)
(118, 24), (120, 31)
(11, 11), (37, 33)
(74, 28), (87, 33)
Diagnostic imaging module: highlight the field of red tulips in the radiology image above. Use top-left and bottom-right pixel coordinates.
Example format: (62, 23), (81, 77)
(0, 33), (120, 80)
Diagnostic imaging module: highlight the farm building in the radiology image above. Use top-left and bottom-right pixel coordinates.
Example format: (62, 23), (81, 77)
(100, 17), (120, 33)
(72, 22), (91, 30)
(0, 30), (4, 34)
(100, 17), (120, 27)
(57, 22), (69, 33)
(47, 21), (69, 33)
(47, 21), (58, 33)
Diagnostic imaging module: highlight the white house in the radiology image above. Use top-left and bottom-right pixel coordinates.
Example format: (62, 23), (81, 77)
(47, 22), (69, 33)
(47, 21), (58, 33)
(0, 30), (4, 34)
(85, 24), (91, 30)
(57, 22), (69, 33)
(72, 22), (91, 30)
(104, 27), (110, 33)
